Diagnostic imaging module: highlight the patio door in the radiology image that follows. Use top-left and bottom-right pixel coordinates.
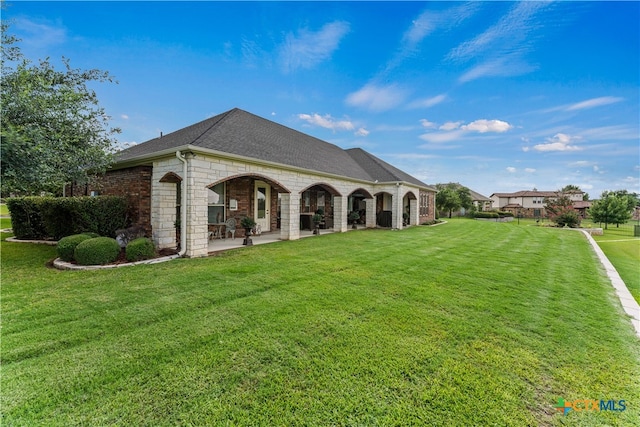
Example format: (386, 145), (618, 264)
(254, 181), (270, 232)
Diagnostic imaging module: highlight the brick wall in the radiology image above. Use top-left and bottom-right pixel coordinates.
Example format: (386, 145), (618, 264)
(70, 166), (153, 236)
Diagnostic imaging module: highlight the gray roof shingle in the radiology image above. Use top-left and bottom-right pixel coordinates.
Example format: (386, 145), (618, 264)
(116, 108), (431, 188)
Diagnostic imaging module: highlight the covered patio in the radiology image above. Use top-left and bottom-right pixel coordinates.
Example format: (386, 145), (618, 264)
(207, 227), (347, 253)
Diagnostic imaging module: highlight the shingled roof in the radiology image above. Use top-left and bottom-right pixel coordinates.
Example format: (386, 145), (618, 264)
(115, 108), (432, 188)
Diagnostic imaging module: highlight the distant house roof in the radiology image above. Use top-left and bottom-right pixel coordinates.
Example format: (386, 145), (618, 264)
(115, 108), (433, 190)
(572, 200), (592, 209)
(491, 190), (561, 198)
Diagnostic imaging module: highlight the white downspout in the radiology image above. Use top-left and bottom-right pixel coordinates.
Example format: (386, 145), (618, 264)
(176, 151), (188, 257)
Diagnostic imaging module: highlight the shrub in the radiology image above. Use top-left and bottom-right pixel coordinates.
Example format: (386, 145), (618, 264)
(6, 197), (49, 239)
(497, 211), (514, 217)
(74, 237), (121, 265)
(6, 196), (129, 240)
(57, 234), (94, 262)
(475, 212), (499, 219)
(125, 237), (156, 262)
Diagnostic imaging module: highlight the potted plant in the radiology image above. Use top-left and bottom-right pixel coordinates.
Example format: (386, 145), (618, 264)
(403, 212), (409, 226)
(312, 213), (323, 235)
(240, 217), (256, 246)
(348, 211), (360, 229)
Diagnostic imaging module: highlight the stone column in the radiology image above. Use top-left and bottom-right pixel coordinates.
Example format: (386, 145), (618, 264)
(279, 193), (300, 240)
(184, 155), (210, 258)
(392, 184), (403, 229)
(409, 198), (419, 226)
(333, 196), (348, 232)
(365, 198), (376, 228)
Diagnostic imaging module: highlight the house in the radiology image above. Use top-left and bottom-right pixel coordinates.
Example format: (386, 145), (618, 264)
(432, 183), (492, 217)
(490, 189), (586, 218)
(91, 108), (437, 257)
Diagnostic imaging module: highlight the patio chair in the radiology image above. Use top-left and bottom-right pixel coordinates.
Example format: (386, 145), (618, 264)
(225, 218), (236, 239)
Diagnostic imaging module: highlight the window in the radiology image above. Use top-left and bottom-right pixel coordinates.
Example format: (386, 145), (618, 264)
(419, 192), (429, 215)
(302, 191), (311, 213)
(208, 183), (225, 223)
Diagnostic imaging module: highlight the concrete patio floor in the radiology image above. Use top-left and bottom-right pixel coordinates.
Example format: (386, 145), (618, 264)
(207, 226), (356, 253)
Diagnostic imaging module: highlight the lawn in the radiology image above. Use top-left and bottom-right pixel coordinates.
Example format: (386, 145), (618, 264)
(589, 224), (640, 304)
(1, 219), (639, 426)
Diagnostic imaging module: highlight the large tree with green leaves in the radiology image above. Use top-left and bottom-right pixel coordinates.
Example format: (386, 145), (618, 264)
(589, 191), (635, 229)
(1, 21), (120, 196)
(435, 183), (473, 218)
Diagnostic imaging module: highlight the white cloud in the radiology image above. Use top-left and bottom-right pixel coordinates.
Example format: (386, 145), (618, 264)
(419, 118), (513, 145)
(532, 133), (582, 152)
(448, 1), (550, 82)
(569, 160), (592, 167)
(448, 2), (547, 61)
(525, 168), (536, 173)
(279, 21), (350, 73)
(355, 128), (369, 137)
(419, 130), (465, 144)
(459, 56), (537, 83)
(461, 119), (512, 133)
(420, 119), (437, 129)
(439, 121), (462, 131)
(298, 113), (355, 132)
(566, 96), (624, 111)
(506, 167), (517, 173)
(345, 83), (408, 112)
(14, 17), (68, 49)
(408, 94), (447, 109)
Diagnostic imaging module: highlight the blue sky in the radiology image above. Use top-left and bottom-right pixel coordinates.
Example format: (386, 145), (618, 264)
(4, 1), (639, 198)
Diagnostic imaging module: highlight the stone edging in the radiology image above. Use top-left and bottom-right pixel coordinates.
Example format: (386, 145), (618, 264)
(53, 254), (182, 271)
(5, 236), (57, 245)
(578, 229), (640, 338)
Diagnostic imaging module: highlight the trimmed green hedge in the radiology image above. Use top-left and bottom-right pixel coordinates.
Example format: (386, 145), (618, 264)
(5, 197), (48, 240)
(74, 237), (121, 266)
(474, 212), (499, 219)
(6, 196), (129, 240)
(125, 237), (156, 262)
(57, 234), (94, 262)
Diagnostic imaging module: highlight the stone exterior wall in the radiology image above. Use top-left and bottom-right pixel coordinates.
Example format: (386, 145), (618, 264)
(103, 153), (435, 257)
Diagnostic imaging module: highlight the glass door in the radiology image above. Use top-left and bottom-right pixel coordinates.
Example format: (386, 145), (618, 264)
(254, 181), (270, 231)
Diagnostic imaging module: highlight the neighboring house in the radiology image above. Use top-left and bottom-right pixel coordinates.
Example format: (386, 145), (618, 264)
(490, 189), (586, 218)
(87, 108), (436, 257)
(433, 183), (492, 216)
(467, 188), (493, 212)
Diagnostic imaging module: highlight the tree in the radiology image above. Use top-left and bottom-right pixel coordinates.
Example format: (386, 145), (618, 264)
(435, 183), (474, 218)
(589, 191), (634, 229)
(1, 21), (120, 196)
(544, 194), (581, 228)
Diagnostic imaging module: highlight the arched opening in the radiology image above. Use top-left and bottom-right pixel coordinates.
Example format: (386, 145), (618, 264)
(206, 174), (291, 238)
(299, 183), (342, 230)
(402, 191), (417, 226)
(347, 188), (374, 227)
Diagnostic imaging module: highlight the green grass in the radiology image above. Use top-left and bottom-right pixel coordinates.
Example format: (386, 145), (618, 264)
(510, 218), (640, 304)
(2, 219), (639, 426)
(0, 202), (9, 216)
(590, 226), (640, 304)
